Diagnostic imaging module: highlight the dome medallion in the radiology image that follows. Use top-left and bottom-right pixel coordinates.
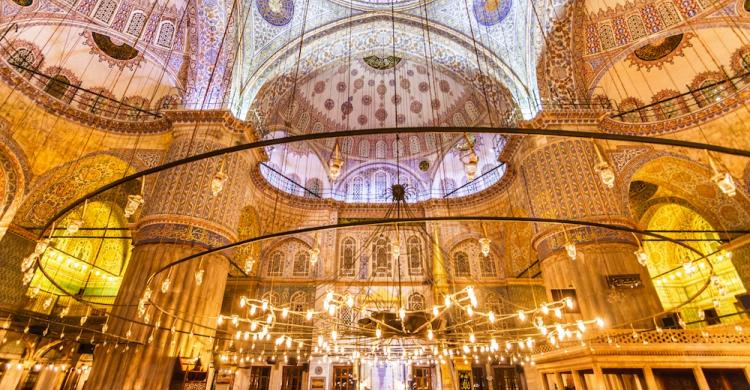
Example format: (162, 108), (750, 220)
(473, 0), (512, 26)
(257, 0), (295, 26)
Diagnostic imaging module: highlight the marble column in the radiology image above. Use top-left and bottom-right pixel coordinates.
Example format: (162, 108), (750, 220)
(520, 138), (662, 328)
(85, 121), (252, 389)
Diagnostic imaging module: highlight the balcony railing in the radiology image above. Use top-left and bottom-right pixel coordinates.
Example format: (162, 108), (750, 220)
(0, 25), (163, 124)
(609, 69), (750, 123)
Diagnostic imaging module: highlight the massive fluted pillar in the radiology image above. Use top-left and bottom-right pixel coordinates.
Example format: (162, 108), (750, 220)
(86, 117), (252, 389)
(520, 138), (662, 328)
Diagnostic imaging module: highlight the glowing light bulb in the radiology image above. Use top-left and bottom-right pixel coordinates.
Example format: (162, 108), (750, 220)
(467, 306), (474, 317)
(244, 258), (255, 274)
(427, 329), (433, 340)
(331, 330), (338, 341)
(488, 311), (495, 323)
(211, 170), (228, 197)
(399, 307), (406, 320)
(33, 239), (50, 256)
(391, 242), (401, 261)
(328, 304), (336, 316)
(308, 247), (320, 265)
(444, 295), (452, 308)
(123, 194), (144, 218)
(194, 269), (205, 285)
(595, 317), (605, 328)
(469, 333), (476, 343)
(282, 307), (289, 319)
(479, 237), (491, 257)
(161, 278), (171, 293)
(432, 306), (439, 317)
(577, 320), (586, 332)
(594, 162), (615, 188)
(217, 315), (224, 325)
(565, 297), (574, 310)
(376, 328), (382, 339)
(346, 295), (354, 308)
(554, 308), (562, 318)
(240, 297), (247, 308)
(518, 310), (526, 322)
(683, 260), (696, 275)
(306, 309), (313, 321)
(262, 300), (268, 312)
(564, 242), (577, 261)
(634, 248), (649, 266)
(541, 304), (549, 315)
(709, 160), (736, 197)
(65, 218), (83, 235)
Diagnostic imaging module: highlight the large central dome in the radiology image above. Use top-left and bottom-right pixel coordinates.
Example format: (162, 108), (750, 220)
(254, 56), (512, 202)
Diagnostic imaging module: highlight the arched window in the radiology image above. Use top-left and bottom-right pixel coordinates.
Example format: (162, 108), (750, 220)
(652, 92), (684, 119)
(351, 176), (364, 201)
(289, 292), (307, 326)
(359, 140), (370, 158)
(268, 251), (283, 276)
(374, 171), (388, 197)
(598, 23), (616, 50)
(340, 237), (356, 276)
(372, 236), (392, 277)
(392, 139), (405, 158)
(262, 291), (281, 306)
(741, 51), (750, 73)
(304, 178), (322, 197)
(342, 137), (354, 154)
(375, 140), (386, 159)
(425, 133), (437, 150)
(619, 98), (643, 122)
(454, 251), (470, 277)
(699, 79), (723, 105)
(626, 15), (646, 40)
(465, 178), (479, 194)
(657, 2), (680, 26)
(481, 164), (500, 188)
(441, 178), (456, 195)
(480, 256), (497, 277)
(93, 0), (118, 23)
(408, 293), (425, 311)
(126, 12), (146, 36)
(407, 236), (422, 275)
(156, 21), (175, 48)
(409, 136), (421, 155)
(44, 75), (70, 100)
(8, 48), (34, 71)
(293, 251), (309, 276)
(284, 174), (301, 196)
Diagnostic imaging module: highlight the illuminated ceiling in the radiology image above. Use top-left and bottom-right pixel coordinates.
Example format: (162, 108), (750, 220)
(229, 0), (547, 119)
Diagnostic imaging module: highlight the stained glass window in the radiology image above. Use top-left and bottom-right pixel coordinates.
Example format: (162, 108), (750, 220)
(156, 22), (175, 48)
(93, 0), (118, 23)
(407, 235), (422, 275)
(268, 251), (283, 276)
(454, 251), (471, 277)
(340, 237), (356, 276)
(293, 251), (309, 276)
(126, 12), (146, 36)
